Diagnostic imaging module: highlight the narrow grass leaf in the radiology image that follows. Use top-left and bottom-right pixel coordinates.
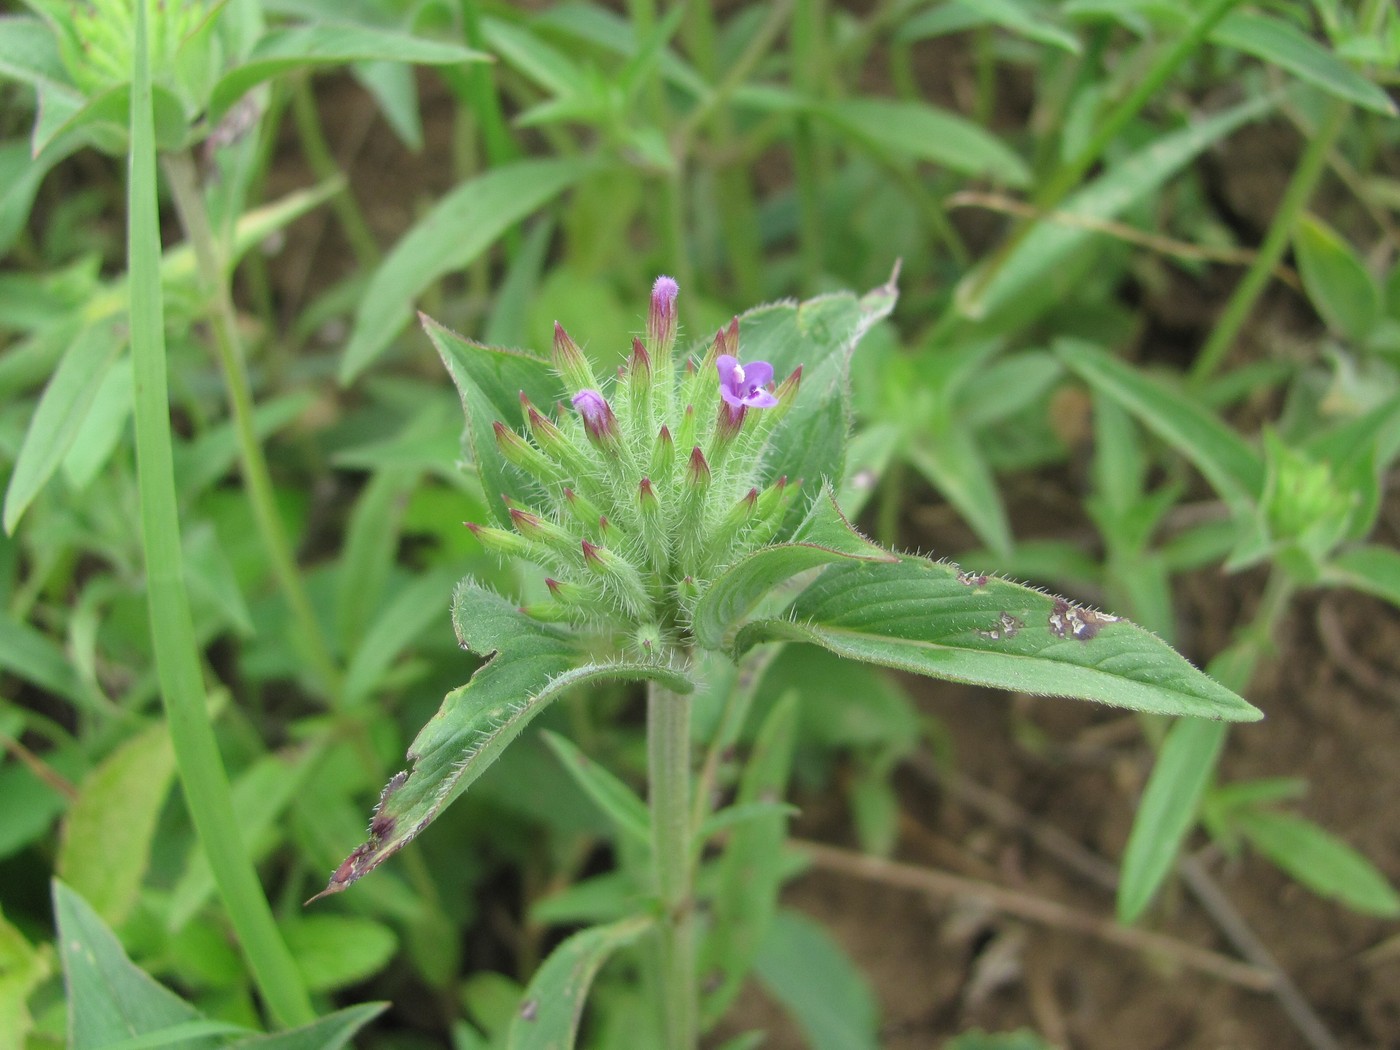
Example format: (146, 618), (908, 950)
(1055, 339), (1264, 507)
(692, 484), (895, 650)
(209, 25), (489, 120)
(1210, 11), (1396, 116)
(341, 159), (591, 383)
(1234, 809), (1400, 917)
(61, 354), (133, 490)
(1117, 718), (1227, 924)
(226, 1003), (387, 1050)
(819, 97), (1031, 186)
(901, 0), (1081, 53)
(57, 723), (176, 927)
(907, 426), (1014, 559)
(507, 915), (652, 1050)
(959, 94), (1272, 321)
(318, 582), (693, 896)
(4, 317), (126, 533)
(540, 730), (649, 848)
(754, 910), (880, 1050)
(0, 612), (87, 707)
(737, 557), (1259, 721)
(342, 564), (462, 708)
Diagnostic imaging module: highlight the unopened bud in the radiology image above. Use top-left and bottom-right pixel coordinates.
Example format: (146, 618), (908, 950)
(465, 521), (530, 558)
(685, 446), (711, 489)
(562, 487), (605, 534)
(494, 420), (558, 482)
(509, 508), (577, 553)
(553, 322), (597, 391)
(650, 425), (675, 487)
(647, 276), (679, 364)
(571, 388), (620, 450)
(581, 540), (651, 615)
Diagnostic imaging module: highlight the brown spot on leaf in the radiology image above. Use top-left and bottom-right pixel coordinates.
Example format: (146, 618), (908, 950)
(1049, 596), (1121, 641)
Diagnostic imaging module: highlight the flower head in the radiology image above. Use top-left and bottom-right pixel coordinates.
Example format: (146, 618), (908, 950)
(716, 355), (778, 410)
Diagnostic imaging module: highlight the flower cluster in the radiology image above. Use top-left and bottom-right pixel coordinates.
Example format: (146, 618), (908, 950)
(465, 277), (802, 643)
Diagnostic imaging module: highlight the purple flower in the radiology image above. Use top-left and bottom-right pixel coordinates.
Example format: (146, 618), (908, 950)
(571, 388), (618, 444)
(716, 355), (779, 410)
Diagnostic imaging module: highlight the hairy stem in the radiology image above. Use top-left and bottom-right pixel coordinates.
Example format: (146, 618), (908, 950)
(648, 669), (696, 1050)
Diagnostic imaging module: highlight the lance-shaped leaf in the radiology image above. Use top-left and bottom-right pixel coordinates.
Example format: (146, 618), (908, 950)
(735, 557), (1260, 721)
(692, 484), (895, 650)
(425, 316), (561, 528)
(731, 270), (898, 525)
(316, 582), (692, 897)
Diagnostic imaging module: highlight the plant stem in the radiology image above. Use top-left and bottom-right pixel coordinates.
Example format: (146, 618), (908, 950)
(128, 1), (314, 1028)
(648, 669), (696, 1050)
(161, 150), (343, 701)
(289, 77), (381, 271)
(1188, 96), (1349, 386)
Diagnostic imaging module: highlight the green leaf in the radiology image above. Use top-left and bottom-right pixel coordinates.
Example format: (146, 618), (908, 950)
(1210, 11), (1397, 116)
(944, 1030), (1057, 1050)
(1117, 718), (1226, 924)
(342, 564), (462, 708)
(958, 94), (1273, 321)
(1322, 543), (1400, 608)
(424, 316), (560, 529)
(1234, 809), (1400, 917)
(4, 316), (127, 533)
(0, 901), (50, 1049)
(1295, 213), (1381, 344)
(907, 424), (1014, 560)
(901, 0), (1081, 53)
(734, 274), (899, 522)
(754, 910), (880, 1050)
(818, 97), (1031, 186)
(209, 24), (489, 121)
(341, 158), (592, 383)
(317, 582), (693, 896)
(53, 881), (217, 1050)
(692, 483), (895, 650)
(1055, 339), (1264, 508)
(737, 556), (1260, 721)
(57, 723), (176, 927)
(0, 610), (88, 707)
(700, 693), (800, 1024)
(284, 916), (399, 993)
(540, 730), (650, 848)
(227, 1003), (387, 1050)
(507, 916), (652, 1050)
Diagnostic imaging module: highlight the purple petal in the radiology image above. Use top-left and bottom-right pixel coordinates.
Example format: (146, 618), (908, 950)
(742, 389), (779, 408)
(741, 360), (774, 390)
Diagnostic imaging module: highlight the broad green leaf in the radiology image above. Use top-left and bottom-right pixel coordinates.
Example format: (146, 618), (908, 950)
(341, 158), (592, 382)
(1056, 339), (1264, 508)
(0, 16), (69, 94)
(0, 902), (50, 1049)
(353, 60), (423, 151)
(958, 94), (1273, 321)
(901, 0), (1081, 53)
(284, 916), (399, 993)
(736, 556), (1260, 721)
(540, 730), (650, 848)
(209, 25), (489, 121)
(1117, 718), (1226, 924)
(819, 97), (1031, 186)
(317, 582), (693, 896)
(57, 723), (176, 927)
(700, 693), (800, 1025)
(0, 139), (55, 256)
(424, 316), (560, 529)
(61, 353), (133, 490)
(1322, 543), (1400, 608)
(692, 484), (895, 650)
(1295, 213), (1381, 344)
(1210, 11), (1396, 116)
(227, 1003), (387, 1050)
(1234, 809), (1400, 917)
(530, 870), (638, 926)
(4, 316), (127, 533)
(754, 910), (880, 1050)
(507, 915), (652, 1050)
(53, 881), (218, 1050)
(734, 275), (899, 522)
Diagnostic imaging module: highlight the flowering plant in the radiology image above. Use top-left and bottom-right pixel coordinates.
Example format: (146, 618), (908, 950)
(320, 276), (1259, 1049)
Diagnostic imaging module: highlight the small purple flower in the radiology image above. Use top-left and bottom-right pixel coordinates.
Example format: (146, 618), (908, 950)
(717, 355), (779, 410)
(571, 388), (618, 444)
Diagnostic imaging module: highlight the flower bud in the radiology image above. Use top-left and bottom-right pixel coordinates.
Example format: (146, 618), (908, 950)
(509, 507), (577, 554)
(647, 275), (679, 365)
(562, 487), (606, 535)
(571, 389), (620, 451)
(493, 420), (559, 483)
(553, 321), (597, 392)
(465, 521), (531, 558)
(581, 540), (651, 616)
(650, 425), (675, 488)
